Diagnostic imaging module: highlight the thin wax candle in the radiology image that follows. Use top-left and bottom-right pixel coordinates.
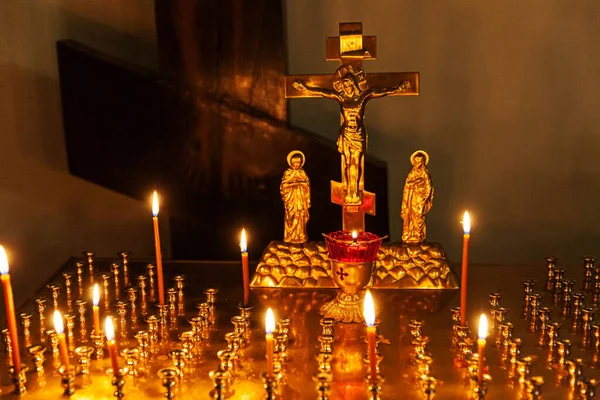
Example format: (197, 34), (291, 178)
(364, 290), (377, 381)
(460, 211), (471, 326)
(0, 246), (21, 371)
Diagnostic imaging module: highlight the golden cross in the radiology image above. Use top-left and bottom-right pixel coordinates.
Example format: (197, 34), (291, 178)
(285, 22), (419, 232)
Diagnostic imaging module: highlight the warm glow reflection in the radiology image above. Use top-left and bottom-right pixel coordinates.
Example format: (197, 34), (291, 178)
(352, 230), (358, 240)
(363, 290), (375, 327)
(0, 246), (8, 275)
(265, 308), (275, 334)
(462, 211), (471, 234)
(239, 229), (247, 253)
(152, 191), (159, 217)
(478, 314), (488, 339)
(54, 310), (64, 334)
(105, 317), (115, 341)
(93, 284), (100, 306)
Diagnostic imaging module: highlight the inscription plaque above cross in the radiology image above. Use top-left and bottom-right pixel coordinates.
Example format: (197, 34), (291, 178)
(285, 22), (420, 232)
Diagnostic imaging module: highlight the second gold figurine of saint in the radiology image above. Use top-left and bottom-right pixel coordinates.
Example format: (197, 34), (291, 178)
(401, 150), (434, 243)
(281, 151), (311, 243)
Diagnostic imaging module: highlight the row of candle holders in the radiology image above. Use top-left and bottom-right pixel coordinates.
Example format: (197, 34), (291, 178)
(451, 256), (600, 399)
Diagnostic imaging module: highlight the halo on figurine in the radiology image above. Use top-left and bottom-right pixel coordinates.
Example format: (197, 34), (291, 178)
(332, 64), (368, 93)
(286, 150), (305, 168)
(410, 150), (430, 166)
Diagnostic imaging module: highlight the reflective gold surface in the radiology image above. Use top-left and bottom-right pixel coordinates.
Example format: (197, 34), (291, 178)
(251, 241), (457, 289)
(281, 151), (311, 244)
(401, 151), (434, 244)
(4, 259), (599, 398)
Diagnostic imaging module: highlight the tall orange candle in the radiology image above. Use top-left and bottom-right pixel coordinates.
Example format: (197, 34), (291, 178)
(105, 316), (120, 373)
(53, 310), (70, 369)
(0, 246), (21, 371)
(460, 211), (471, 326)
(364, 290), (377, 381)
(152, 191), (165, 305)
(265, 308), (275, 378)
(239, 229), (249, 306)
(92, 284), (101, 334)
(477, 314), (488, 382)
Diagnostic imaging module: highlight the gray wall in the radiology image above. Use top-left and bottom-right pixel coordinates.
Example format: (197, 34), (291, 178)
(285, 0), (600, 266)
(0, 0), (159, 306)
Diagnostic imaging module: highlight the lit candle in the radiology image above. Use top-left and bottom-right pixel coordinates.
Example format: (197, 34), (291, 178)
(0, 247), (21, 372)
(240, 229), (249, 306)
(105, 316), (120, 373)
(152, 191), (165, 305)
(53, 310), (70, 369)
(477, 314), (488, 382)
(265, 308), (275, 378)
(460, 211), (471, 326)
(352, 230), (358, 245)
(92, 284), (101, 334)
(363, 289), (377, 381)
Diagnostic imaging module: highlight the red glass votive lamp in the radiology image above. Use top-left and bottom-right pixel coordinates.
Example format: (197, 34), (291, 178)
(323, 230), (384, 263)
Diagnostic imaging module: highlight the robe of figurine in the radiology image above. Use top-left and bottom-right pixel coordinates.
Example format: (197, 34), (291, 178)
(281, 151), (311, 243)
(401, 151), (434, 244)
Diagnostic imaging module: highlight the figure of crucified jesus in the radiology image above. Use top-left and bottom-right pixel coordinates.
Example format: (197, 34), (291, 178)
(292, 64), (411, 206)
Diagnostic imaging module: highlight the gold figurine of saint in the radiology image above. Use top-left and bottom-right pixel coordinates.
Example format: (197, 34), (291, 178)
(292, 64), (411, 206)
(281, 151), (311, 243)
(401, 150), (434, 244)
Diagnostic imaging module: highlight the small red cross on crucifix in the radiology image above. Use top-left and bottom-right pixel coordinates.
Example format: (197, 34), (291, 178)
(336, 267), (349, 281)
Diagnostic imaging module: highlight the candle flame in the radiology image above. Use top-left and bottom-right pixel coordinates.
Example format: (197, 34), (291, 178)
(0, 246), (8, 275)
(93, 284), (100, 306)
(352, 230), (358, 240)
(54, 310), (64, 334)
(462, 211), (471, 234)
(239, 229), (247, 253)
(478, 314), (488, 339)
(265, 308), (275, 335)
(152, 191), (159, 217)
(105, 316), (115, 341)
(363, 289), (376, 327)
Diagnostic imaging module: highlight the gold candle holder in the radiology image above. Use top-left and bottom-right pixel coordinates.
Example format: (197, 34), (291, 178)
(217, 349), (236, 385)
(170, 349), (186, 380)
(554, 268), (565, 294)
(46, 329), (60, 369)
(174, 275), (186, 316)
(137, 275), (149, 317)
(157, 304), (169, 341)
(366, 374), (384, 400)
(557, 339), (572, 372)
(179, 331), (195, 364)
(545, 256), (557, 291)
(537, 307), (551, 347)
(158, 367), (179, 399)
(546, 323), (560, 366)
(59, 364), (77, 396)
(583, 256), (596, 291)
(525, 376), (544, 400)
(75, 345), (94, 380)
(204, 287), (218, 323)
(231, 315), (249, 349)
(517, 356), (534, 390)
(62, 272), (73, 313)
(313, 372), (332, 400)
(28, 344), (46, 376)
(471, 373), (491, 400)
(121, 347), (140, 377)
(572, 293), (585, 333)
(34, 297), (48, 343)
(126, 286), (139, 331)
(578, 378), (598, 400)
(111, 368), (127, 399)
(261, 371), (278, 400)
(238, 303), (254, 342)
(9, 365), (28, 395)
(419, 375), (437, 400)
(65, 313), (76, 355)
(146, 264), (156, 301)
(318, 335), (334, 354)
(316, 352), (333, 374)
(75, 300), (88, 343)
(209, 369), (231, 400)
(114, 300), (128, 340)
(494, 307), (507, 334)
(118, 252), (130, 288)
(274, 331), (289, 365)
(567, 357), (584, 389)
(101, 274), (111, 313)
(135, 331), (150, 365)
(111, 263), (121, 300)
(2, 328), (14, 367)
(83, 251), (95, 279)
(167, 288), (178, 329)
(47, 284), (61, 311)
(75, 262), (84, 298)
(145, 316), (160, 357)
(508, 338), (522, 379)
(90, 332), (104, 360)
(320, 318), (335, 337)
(583, 307), (596, 347)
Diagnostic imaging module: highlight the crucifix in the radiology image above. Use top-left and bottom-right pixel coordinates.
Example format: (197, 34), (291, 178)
(285, 22), (420, 232)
